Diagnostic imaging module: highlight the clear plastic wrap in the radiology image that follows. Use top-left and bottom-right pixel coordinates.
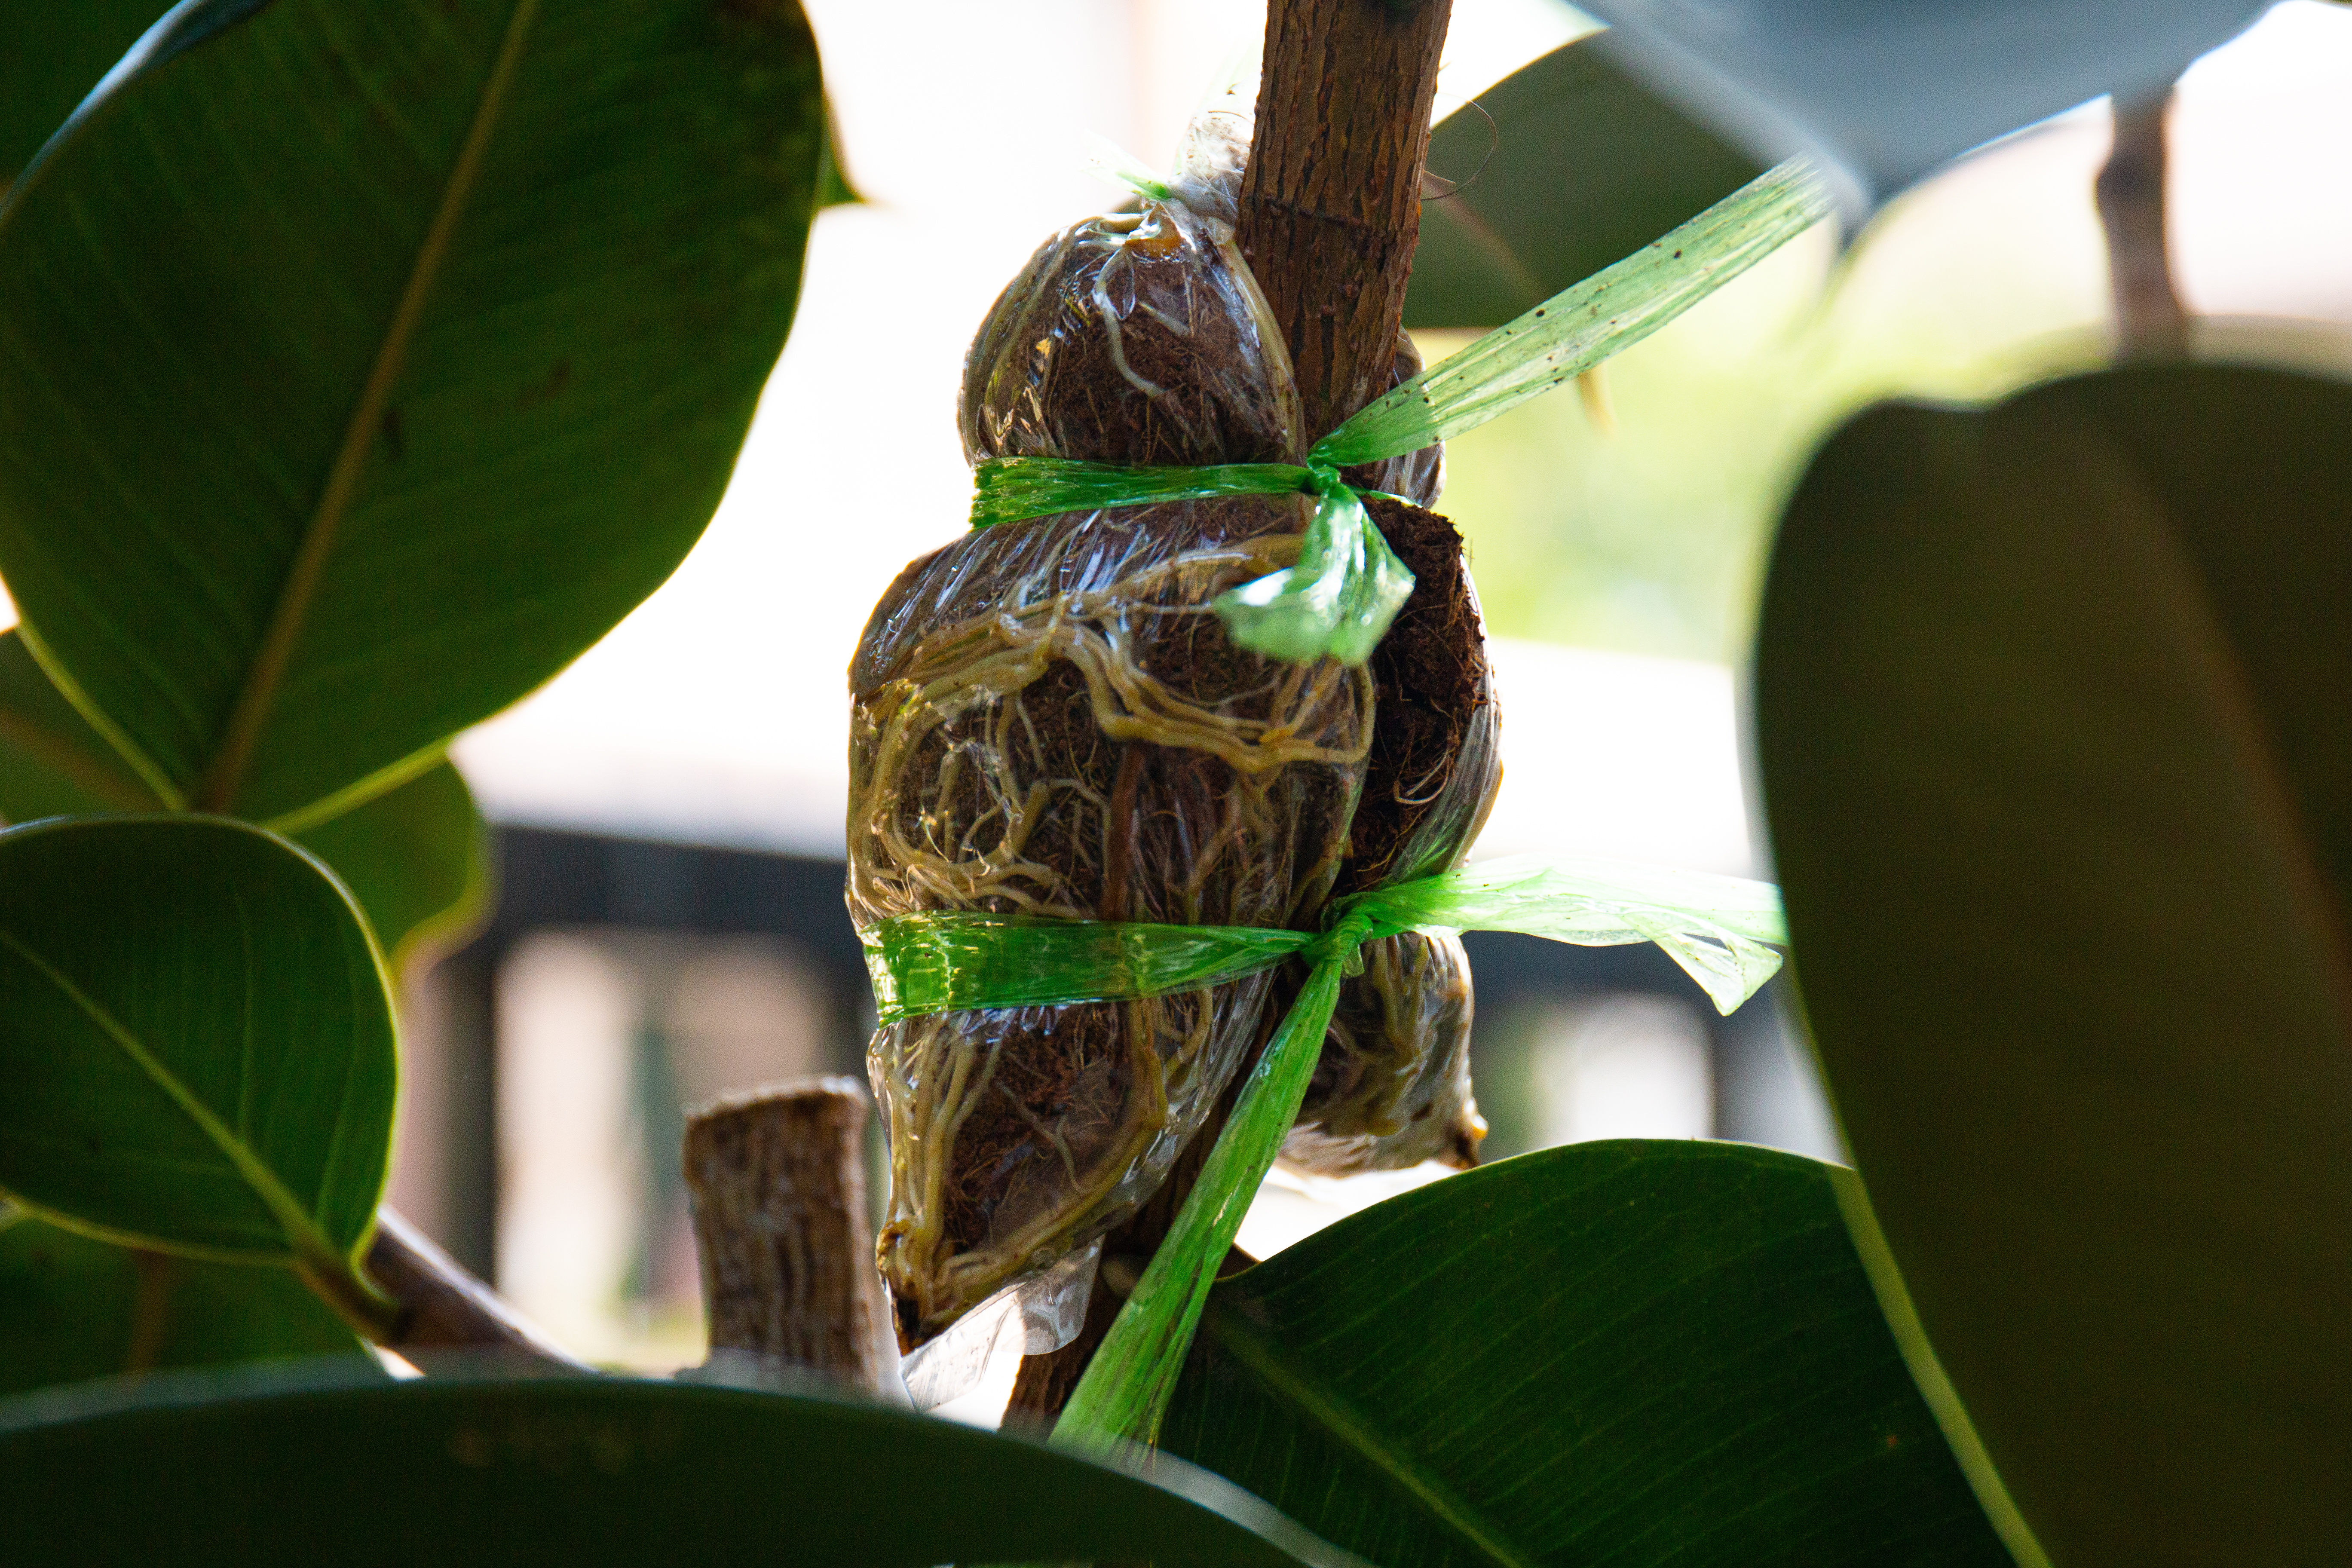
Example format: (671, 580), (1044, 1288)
(849, 493), (1370, 1350)
(1286, 930), (1485, 1175)
(961, 114), (1298, 470)
(852, 113), (1372, 1352)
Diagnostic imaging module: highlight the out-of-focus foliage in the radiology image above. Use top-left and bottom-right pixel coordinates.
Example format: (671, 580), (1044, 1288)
(0, 0), (168, 184)
(1576, 0), (2271, 209)
(1407, 33), (1762, 328)
(0, 1363), (1355, 1568)
(1758, 364), (2352, 1564)
(1431, 116), (2144, 661)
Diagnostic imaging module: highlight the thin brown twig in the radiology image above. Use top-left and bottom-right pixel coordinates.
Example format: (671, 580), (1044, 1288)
(2095, 89), (2188, 364)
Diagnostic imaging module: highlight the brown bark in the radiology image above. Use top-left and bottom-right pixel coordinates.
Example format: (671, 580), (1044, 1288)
(1004, 0), (1453, 1424)
(683, 1075), (897, 1394)
(2095, 90), (2187, 364)
(1237, 0), (1454, 442)
(368, 1207), (582, 1369)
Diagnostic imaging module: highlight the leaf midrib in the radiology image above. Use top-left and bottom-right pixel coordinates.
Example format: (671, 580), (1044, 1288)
(194, 0), (544, 815)
(0, 706), (159, 813)
(0, 926), (344, 1274)
(2060, 412), (2352, 1026)
(1201, 1292), (1540, 1568)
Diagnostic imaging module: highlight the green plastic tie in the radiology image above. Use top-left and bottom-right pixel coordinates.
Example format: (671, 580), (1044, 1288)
(864, 853), (1788, 1456)
(962, 159), (1828, 665)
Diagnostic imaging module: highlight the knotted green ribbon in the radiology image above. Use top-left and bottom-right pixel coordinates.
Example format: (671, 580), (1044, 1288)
(866, 854), (1789, 1456)
(964, 158), (1831, 668)
(969, 456), (1417, 666)
(867, 853), (1787, 1024)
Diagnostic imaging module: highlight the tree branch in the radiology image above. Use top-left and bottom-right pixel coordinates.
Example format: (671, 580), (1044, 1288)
(2095, 89), (2187, 364)
(684, 1076), (897, 1394)
(368, 1207), (582, 1368)
(1237, 0), (1454, 441)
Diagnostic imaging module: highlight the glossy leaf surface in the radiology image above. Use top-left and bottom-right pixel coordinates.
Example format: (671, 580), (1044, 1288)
(0, 1210), (363, 1398)
(0, 816), (396, 1278)
(0, 0), (825, 823)
(0, 0), (168, 184)
(1574, 0), (2269, 209)
(1162, 1141), (2008, 1568)
(0, 631), (485, 965)
(288, 760), (487, 968)
(1406, 34), (1762, 328)
(1756, 365), (2352, 1563)
(0, 1363), (1358, 1567)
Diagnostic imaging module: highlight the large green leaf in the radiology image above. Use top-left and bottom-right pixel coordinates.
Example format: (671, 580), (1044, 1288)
(0, 1208), (364, 1397)
(1161, 1141), (2007, 1568)
(1405, 35), (1762, 329)
(282, 758), (487, 968)
(0, 1362), (1360, 1567)
(1755, 364), (2352, 1565)
(1575, 1), (2269, 208)
(0, 815), (398, 1332)
(0, 630), (486, 965)
(0, 0), (169, 186)
(0, 0), (825, 825)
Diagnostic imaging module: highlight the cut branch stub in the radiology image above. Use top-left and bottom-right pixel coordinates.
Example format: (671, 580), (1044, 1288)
(1238, 0), (1454, 440)
(684, 1076), (896, 1395)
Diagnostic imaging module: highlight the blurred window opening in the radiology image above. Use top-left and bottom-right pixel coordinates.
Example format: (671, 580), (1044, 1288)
(1530, 994), (1715, 1146)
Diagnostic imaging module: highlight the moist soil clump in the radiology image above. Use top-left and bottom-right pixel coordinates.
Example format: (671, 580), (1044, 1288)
(1337, 496), (1499, 898)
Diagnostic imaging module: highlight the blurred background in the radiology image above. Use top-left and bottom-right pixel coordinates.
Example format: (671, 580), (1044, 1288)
(14, 0), (2350, 1379)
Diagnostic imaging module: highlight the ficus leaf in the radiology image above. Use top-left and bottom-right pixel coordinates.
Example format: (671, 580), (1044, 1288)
(1574, 0), (2271, 211)
(0, 0), (827, 824)
(0, 815), (399, 1334)
(1756, 363), (2352, 1563)
(0, 630), (486, 967)
(0, 1208), (366, 1398)
(0, 1363), (1365, 1568)
(0, 0), (171, 186)
(284, 761), (488, 971)
(1406, 33), (1763, 328)
(1161, 1141), (2009, 1568)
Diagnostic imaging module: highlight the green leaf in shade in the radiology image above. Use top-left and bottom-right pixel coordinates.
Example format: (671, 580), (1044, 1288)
(1406, 34), (1763, 329)
(1160, 1141), (2009, 1568)
(1572, 1), (2269, 210)
(0, 0), (170, 186)
(815, 98), (860, 208)
(0, 1362), (1363, 1568)
(0, 0), (826, 825)
(0, 630), (486, 966)
(0, 627), (159, 818)
(1754, 364), (2352, 1565)
(289, 760), (488, 970)
(0, 815), (398, 1335)
(0, 1208), (365, 1398)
